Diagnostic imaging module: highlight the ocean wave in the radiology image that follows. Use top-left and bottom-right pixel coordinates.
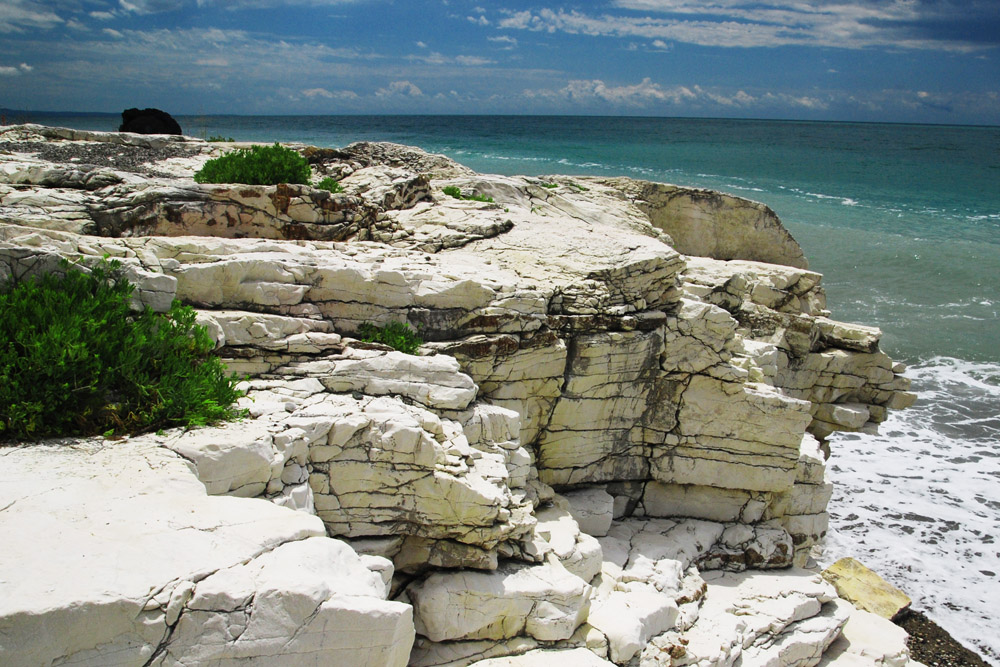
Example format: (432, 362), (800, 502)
(822, 356), (1000, 661)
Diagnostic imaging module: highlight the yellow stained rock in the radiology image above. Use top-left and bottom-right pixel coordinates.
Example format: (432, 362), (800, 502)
(821, 557), (911, 620)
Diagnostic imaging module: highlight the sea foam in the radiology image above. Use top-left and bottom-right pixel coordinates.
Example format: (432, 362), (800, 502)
(822, 357), (1000, 662)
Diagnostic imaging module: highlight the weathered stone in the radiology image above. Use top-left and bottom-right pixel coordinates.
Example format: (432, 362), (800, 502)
(818, 600), (913, 667)
(0, 440), (409, 667)
(406, 558), (591, 642)
(562, 487), (615, 537)
(821, 558), (912, 620)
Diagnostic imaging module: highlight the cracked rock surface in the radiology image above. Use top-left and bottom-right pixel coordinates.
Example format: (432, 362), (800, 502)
(0, 125), (920, 666)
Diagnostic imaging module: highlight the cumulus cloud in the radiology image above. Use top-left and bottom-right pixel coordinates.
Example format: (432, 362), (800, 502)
(499, 2), (997, 51)
(524, 77), (833, 112)
(376, 80), (422, 98)
(527, 77), (696, 106)
(488, 35), (517, 47)
(302, 87), (358, 99)
(0, 60), (34, 75)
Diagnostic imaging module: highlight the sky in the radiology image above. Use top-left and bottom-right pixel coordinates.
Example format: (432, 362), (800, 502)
(1, 0), (999, 124)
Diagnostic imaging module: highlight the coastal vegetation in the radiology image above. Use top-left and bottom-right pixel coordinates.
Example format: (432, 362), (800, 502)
(0, 259), (246, 441)
(206, 135), (235, 142)
(315, 176), (344, 193)
(194, 142), (311, 185)
(357, 321), (423, 355)
(442, 185), (494, 203)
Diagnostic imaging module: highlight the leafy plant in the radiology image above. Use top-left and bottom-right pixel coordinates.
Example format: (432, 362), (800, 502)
(206, 135), (235, 142)
(357, 321), (423, 355)
(194, 143), (311, 185)
(541, 182), (558, 189)
(442, 185), (493, 203)
(0, 259), (246, 442)
(568, 181), (590, 192)
(315, 176), (344, 193)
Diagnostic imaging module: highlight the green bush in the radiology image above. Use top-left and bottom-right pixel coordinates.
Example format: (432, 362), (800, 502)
(442, 185), (493, 203)
(194, 143), (311, 185)
(357, 321), (422, 355)
(0, 260), (246, 442)
(315, 176), (344, 193)
(206, 135), (235, 142)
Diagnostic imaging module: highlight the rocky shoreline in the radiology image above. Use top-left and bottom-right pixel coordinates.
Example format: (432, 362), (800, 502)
(0, 123), (969, 666)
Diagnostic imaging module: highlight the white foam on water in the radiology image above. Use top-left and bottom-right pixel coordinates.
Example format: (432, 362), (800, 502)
(821, 357), (1000, 662)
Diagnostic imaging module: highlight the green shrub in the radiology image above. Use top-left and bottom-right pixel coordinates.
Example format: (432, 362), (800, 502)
(541, 182), (558, 189)
(206, 135), (235, 142)
(315, 176), (344, 193)
(357, 321), (422, 355)
(0, 259), (246, 442)
(442, 185), (493, 203)
(194, 143), (311, 185)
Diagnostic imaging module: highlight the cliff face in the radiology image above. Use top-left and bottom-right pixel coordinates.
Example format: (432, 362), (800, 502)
(0, 125), (916, 666)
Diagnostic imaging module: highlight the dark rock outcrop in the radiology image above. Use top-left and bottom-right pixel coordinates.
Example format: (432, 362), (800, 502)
(119, 108), (183, 136)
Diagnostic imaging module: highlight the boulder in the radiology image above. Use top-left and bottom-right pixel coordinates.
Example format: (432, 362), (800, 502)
(119, 107), (183, 135)
(821, 557), (912, 620)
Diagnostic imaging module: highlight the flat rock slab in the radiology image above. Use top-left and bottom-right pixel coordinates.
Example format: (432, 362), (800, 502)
(822, 557), (912, 620)
(0, 439), (411, 666)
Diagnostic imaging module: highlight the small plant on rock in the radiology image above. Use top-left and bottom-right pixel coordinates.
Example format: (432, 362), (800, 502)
(193, 143), (311, 185)
(357, 321), (423, 355)
(315, 176), (344, 193)
(442, 185), (493, 203)
(0, 259), (246, 442)
(206, 135), (235, 142)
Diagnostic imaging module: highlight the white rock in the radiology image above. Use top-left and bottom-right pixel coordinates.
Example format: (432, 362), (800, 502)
(407, 558), (591, 642)
(562, 486), (615, 537)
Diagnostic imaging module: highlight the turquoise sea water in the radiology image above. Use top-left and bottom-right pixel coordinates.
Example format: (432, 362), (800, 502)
(26, 113), (1000, 660)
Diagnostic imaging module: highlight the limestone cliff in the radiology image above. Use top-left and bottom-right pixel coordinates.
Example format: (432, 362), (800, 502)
(0, 125), (917, 666)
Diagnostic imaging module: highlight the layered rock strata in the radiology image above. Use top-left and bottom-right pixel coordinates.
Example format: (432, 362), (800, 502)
(0, 125), (917, 666)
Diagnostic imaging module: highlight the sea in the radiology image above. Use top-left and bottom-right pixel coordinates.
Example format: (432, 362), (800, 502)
(23, 113), (1000, 661)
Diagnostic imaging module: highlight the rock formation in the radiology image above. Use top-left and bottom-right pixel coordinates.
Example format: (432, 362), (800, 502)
(0, 124), (918, 666)
(120, 107), (184, 135)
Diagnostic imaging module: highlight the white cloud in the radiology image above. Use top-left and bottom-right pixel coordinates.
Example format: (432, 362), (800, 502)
(488, 35), (517, 46)
(455, 55), (493, 66)
(90, 10), (117, 20)
(0, 66), (21, 76)
(408, 52), (494, 66)
(467, 15), (489, 26)
(302, 87), (358, 99)
(499, 3), (992, 52)
(103, 27), (124, 37)
(416, 41), (427, 48)
(528, 77), (695, 106)
(0, 1), (65, 33)
(376, 80), (422, 97)
(524, 77), (834, 112)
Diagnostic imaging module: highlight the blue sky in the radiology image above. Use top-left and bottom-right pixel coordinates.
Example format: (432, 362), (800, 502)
(2, 1), (999, 124)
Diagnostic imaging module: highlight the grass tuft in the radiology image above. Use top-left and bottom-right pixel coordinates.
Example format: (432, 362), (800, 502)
(315, 176), (344, 193)
(442, 185), (494, 203)
(357, 321), (423, 355)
